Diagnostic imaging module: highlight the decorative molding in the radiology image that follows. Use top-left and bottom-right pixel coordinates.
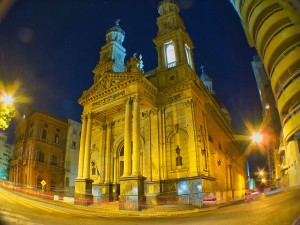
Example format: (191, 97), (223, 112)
(80, 73), (158, 106)
(168, 94), (181, 103)
(92, 91), (125, 109)
(184, 98), (195, 107)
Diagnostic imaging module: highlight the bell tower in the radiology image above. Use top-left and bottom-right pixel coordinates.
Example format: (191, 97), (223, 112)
(93, 20), (126, 81)
(153, 0), (195, 72)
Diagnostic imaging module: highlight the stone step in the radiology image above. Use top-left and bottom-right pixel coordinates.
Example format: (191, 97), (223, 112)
(150, 204), (198, 212)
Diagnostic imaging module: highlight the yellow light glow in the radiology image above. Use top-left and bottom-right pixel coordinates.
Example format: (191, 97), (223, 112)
(252, 132), (262, 143)
(1, 95), (14, 105)
(261, 178), (266, 183)
(259, 170), (264, 176)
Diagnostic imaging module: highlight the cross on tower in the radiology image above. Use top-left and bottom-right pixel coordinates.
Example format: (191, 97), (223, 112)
(115, 19), (120, 25)
(200, 65), (205, 74)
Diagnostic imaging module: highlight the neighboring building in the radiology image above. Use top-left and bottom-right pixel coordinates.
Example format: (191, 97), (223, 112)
(65, 119), (81, 190)
(251, 56), (283, 187)
(0, 133), (13, 180)
(75, 0), (247, 210)
(9, 111), (68, 192)
(229, 0), (300, 187)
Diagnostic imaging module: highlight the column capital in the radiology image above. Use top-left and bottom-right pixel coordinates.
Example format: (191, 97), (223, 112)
(125, 97), (133, 105)
(133, 95), (140, 103)
(150, 108), (158, 115)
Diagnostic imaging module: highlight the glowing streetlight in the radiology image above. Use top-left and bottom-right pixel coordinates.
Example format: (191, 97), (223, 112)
(258, 170), (264, 176)
(261, 178), (266, 183)
(251, 132), (263, 143)
(1, 94), (14, 105)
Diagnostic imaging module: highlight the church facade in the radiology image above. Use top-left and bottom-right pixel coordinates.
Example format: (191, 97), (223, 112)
(75, 0), (247, 210)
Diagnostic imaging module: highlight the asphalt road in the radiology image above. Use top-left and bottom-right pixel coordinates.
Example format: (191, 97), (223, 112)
(0, 186), (299, 225)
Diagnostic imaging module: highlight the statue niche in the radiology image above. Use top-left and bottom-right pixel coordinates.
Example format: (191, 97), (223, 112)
(176, 145), (182, 166)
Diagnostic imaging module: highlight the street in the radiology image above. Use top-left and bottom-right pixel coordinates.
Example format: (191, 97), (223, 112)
(0, 186), (299, 225)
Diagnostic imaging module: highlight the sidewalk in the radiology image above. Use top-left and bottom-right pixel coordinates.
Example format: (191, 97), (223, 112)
(2, 185), (253, 217)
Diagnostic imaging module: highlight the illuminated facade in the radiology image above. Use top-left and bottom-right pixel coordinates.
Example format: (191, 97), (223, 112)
(0, 133), (13, 180)
(229, 0), (300, 187)
(65, 119), (81, 190)
(9, 112), (68, 192)
(76, 0), (247, 210)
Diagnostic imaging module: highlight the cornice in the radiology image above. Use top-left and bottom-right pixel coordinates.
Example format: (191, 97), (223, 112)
(79, 72), (158, 106)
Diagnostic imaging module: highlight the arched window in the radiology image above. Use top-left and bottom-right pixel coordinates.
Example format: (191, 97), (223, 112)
(55, 134), (59, 144)
(42, 129), (47, 139)
(165, 41), (176, 68)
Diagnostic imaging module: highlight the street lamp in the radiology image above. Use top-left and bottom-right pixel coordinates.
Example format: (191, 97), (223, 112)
(1, 95), (14, 105)
(251, 132), (263, 143)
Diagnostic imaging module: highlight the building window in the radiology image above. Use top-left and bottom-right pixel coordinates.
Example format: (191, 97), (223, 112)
(38, 151), (44, 163)
(42, 129), (47, 139)
(66, 177), (70, 187)
(50, 179), (56, 192)
(72, 141), (76, 149)
(55, 134), (59, 144)
(51, 155), (57, 166)
(66, 161), (70, 172)
(185, 44), (192, 68)
(73, 129), (77, 135)
(165, 41), (176, 68)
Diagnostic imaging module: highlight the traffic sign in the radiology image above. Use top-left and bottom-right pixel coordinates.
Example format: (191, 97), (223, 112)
(41, 180), (46, 186)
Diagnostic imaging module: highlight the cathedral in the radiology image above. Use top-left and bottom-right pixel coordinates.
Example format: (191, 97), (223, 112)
(75, 0), (247, 210)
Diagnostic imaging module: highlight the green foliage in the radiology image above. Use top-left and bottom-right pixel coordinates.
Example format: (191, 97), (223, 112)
(0, 102), (15, 130)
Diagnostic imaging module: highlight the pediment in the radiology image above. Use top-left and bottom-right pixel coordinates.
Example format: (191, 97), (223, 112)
(79, 73), (136, 104)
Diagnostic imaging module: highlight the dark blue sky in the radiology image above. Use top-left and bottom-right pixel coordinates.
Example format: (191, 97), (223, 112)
(1, 0), (262, 139)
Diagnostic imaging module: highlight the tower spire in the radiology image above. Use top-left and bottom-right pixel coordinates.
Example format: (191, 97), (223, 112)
(200, 66), (215, 95)
(153, 0), (195, 71)
(93, 21), (127, 78)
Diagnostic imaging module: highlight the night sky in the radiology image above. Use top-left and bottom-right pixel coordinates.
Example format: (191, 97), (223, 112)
(0, 0), (265, 172)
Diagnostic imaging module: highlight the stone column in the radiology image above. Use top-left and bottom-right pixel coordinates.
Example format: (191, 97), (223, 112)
(83, 113), (93, 179)
(104, 123), (112, 183)
(132, 96), (141, 177)
(78, 114), (87, 178)
(99, 124), (106, 183)
(123, 98), (132, 177)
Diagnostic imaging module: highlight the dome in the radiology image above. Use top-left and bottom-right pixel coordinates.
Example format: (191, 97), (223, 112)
(106, 20), (125, 43)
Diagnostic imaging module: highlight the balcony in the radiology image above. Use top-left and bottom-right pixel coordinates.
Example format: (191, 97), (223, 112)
(278, 143), (285, 155)
(277, 75), (300, 115)
(282, 103), (300, 141)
